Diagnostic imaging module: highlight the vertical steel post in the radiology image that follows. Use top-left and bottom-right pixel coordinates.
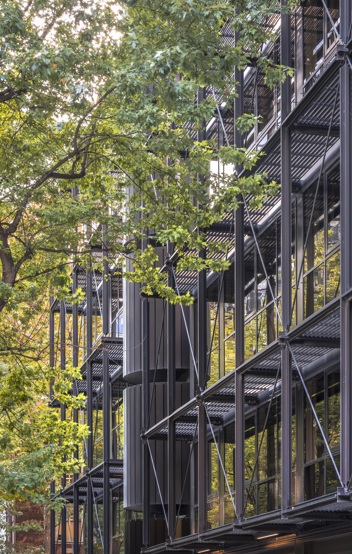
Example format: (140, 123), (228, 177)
(218, 427), (225, 525)
(197, 247), (208, 534)
(294, 6), (304, 104)
(49, 302), (56, 554)
(189, 303), (196, 534)
(72, 270), (80, 554)
(142, 298), (150, 547)
(167, 266), (176, 540)
(72, 272), (79, 372)
(197, 86), (208, 534)
(295, 195), (304, 324)
(103, 250), (112, 554)
(60, 301), (67, 554)
(340, 0), (352, 489)
(218, 288), (225, 380)
(280, 0), (292, 514)
(234, 205), (245, 522)
(295, 383), (304, 504)
(234, 56), (245, 521)
(86, 269), (94, 554)
(73, 485), (79, 554)
(103, 341), (112, 554)
(86, 268), (93, 357)
(218, 120), (225, 381)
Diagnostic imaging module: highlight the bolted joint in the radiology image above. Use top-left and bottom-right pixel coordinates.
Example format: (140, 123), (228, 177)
(335, 43), (349, 63)
(278, 331), (289, 347)
(244, 223), (258, 236)
(165, 256), (174, 269)
(337, 486), (352, 502)
(195, 388), (204, 405)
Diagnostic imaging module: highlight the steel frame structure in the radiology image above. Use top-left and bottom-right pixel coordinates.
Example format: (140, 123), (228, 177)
(51, 2), (352, 553)
(50, 261), (125, 553)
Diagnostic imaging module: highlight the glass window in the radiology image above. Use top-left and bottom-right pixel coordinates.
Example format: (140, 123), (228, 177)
(244, 220), (282, 359)
(302, 166), (340, 318)
(207, 275), (237, 384)
(303, 1), (339, 88)
(303, 369), (340, 501)
(244, 399), (281, 517)
(207, 429), (236, 529)
(208, 301), (220, 385)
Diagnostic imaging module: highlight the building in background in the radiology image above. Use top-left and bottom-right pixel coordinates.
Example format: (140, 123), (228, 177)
(51, 2), (352, 553)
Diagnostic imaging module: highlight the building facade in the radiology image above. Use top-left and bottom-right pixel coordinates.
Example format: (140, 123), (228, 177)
(51, 1), (352, 553)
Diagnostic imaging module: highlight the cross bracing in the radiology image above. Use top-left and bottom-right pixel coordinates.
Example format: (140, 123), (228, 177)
(49, 2), (352, 553)
(132, 4), (352, 552)
(49, 261), (125, 554)
(143, 301), (340, 438)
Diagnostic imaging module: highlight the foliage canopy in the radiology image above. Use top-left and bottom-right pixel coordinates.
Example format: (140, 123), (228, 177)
(0, 0), (294, 533)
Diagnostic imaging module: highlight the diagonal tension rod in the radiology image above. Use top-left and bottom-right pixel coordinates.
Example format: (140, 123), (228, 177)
(172, 266), (200, 384)
(203, 402), (238, 518)
(215, 50), (342, 489)
(243, 198), (284, 328)
(290, 82), (340, 326)
(213, 78), (282, 327)
(173, 415), (198, 538)
(146, 439), (170, 534)
(148, 301), (166, 429)
(321, 0), (340, 41)
(288, 342), (343, 487)
(243, 361), (281, 514)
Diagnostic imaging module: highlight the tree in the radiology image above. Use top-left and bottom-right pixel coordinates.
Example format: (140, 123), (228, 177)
(0, 0), (295, 529)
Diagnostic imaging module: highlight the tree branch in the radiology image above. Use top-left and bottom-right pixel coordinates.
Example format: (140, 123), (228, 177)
(39, 0), (71, 41)
(23, 0), (34, 13)
(73, 86), (117, 150)
(14, 247), (34, 274)
(15, 261), (72, 284)
(5, 146), (86, 237)
(0, 235), (16, 287)
(50, 170), (86, 180)
(0, 88), (26, 103)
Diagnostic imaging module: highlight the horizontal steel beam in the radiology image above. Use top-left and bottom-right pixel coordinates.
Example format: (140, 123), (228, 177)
(293, 123), (340, 137)
(291, 337), (340, 348)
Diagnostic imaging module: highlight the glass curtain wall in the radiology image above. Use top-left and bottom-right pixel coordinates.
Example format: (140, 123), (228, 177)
(302, 165), (340, 318)
(244, 219), (283, 360)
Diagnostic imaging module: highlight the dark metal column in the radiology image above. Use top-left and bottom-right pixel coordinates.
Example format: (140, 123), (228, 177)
(72, 271), (79, 371)
(234, 56), (245, 521)
(340, 0), (352, 489)
(71, 186), (80, 553)
(103, 253), (112, 554)
(218, 427), (225, 525)
(86, 269), (94, 554)
(295, 383), (304, 504)
(294, 6), (304, 104)
(189, 304), (196, 533)
(218, 121), (225, 382)
(280, 0), (292, 514)
(167, 265), (176, 540)
(73, 485), (79, 554)
(49, 302), (56, 554)
(60, 301), (67, 554)
(142, 298), (150, 547)
(218, 288), (225, 380)
(234, 204), (245, 521)
(197, 248), (208, 534)
(86, 268), (93, 357)
(295, 195), (304, 324)
(72, 270), (80, 554)
(197, 86), (208, 535)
